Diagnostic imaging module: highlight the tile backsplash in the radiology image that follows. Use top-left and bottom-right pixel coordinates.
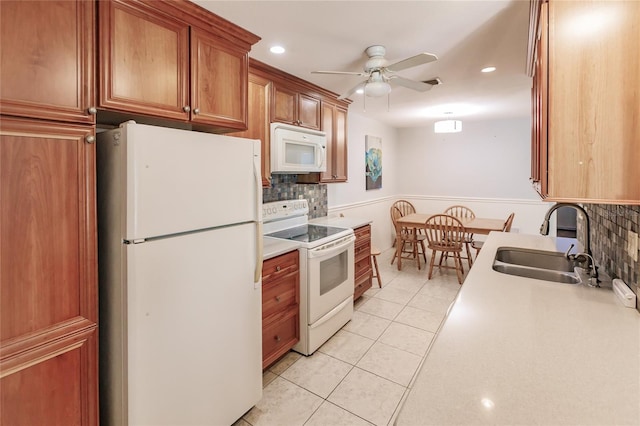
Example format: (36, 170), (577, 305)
(581, 204), (639, 311)
(262, 174), (327, 218)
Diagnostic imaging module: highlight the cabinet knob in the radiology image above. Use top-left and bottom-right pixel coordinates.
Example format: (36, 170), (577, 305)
(85, 135), (95, 144)
(275, 296), (281, 302)
(87, 106), (97, 115)
(193, 108), (200, 115)
(274, 335), (281, 342)
(183, 106), (191, 112)
(275, 266), (281, 271)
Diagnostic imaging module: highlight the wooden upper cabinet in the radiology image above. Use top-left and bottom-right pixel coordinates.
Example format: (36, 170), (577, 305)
(299, 102), (348, 183)
(99, 0), (259, 131)
(529, 0), (640, 204)
(231, 73), (272, 187)
(190, 28), (248, 130)
(0, 0), (95, 124)
(0, 117), (98, 425)
(273, 85), (321, 130)
(99, 0), (190, 120)
(298, 94), (321, 130)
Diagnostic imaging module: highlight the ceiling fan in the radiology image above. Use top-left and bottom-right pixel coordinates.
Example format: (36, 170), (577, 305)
(312, 45), (440, 100)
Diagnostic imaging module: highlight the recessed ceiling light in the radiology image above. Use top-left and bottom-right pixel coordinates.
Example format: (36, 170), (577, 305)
(481, 66), (496, 73)
(270, 46), (285, 54)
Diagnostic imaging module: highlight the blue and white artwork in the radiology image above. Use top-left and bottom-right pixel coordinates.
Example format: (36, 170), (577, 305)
(365, 135), (382, 190)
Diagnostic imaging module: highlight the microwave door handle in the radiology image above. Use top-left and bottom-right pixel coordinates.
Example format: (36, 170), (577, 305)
(318, 145), (326, 169)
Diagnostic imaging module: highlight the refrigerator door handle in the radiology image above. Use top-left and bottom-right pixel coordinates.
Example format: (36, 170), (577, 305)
(254, 143), (263, 285)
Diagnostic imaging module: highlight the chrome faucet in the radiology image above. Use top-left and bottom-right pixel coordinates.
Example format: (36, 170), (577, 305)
(540, 203), (599, 283)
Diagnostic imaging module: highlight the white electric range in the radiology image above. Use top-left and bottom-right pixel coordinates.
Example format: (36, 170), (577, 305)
(263, 200), (355, 355)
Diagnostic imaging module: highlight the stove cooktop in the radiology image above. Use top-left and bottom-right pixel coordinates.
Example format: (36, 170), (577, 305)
(266, 224), (348, 244)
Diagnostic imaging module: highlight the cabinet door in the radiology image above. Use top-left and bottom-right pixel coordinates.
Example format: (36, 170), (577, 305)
(319, 103), (335, 182)
(99, 0), (190, 120)
(332, 106), (348, 182)
(273, 86), (297, 125)
(190, 28), (248, 130)
(298, 94), (321, 130)
(0, 118), (98, 425)
(0, 0), (95, 124)
(547, 0), (640, 202)
(231, 73), (273, 187)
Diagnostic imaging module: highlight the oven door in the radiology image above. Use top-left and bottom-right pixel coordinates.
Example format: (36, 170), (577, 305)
(306, 234), (355, 324)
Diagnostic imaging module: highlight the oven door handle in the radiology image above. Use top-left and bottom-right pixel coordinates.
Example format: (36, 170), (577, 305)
(308, 234), (356, 259)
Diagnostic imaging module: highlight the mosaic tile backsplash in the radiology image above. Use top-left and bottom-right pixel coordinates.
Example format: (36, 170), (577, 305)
(581, 204), (639, 312)
(262, 174), (327, 218)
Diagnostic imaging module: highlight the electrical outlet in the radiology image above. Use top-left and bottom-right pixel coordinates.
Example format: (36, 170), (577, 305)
(628, 230), (638, 262)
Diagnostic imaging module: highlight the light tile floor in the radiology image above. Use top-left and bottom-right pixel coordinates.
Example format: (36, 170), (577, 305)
(237, 248), (467, 426)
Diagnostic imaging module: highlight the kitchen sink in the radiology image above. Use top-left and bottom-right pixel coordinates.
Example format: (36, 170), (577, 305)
(494, 247), (576, 272)
(493, 247), (581, 284)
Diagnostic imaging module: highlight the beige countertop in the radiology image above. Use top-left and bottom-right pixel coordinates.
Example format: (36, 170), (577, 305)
(262, 236), (300, 260)
(396, 232), (640, 425)
(310, 215), (372, 229)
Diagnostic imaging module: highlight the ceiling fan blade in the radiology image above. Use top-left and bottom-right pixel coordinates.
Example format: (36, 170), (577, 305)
(337, 81), (365, 100)
(389, 76), (434, 92)
(385, 52), (438, 72)
(312, 70), (366, 76)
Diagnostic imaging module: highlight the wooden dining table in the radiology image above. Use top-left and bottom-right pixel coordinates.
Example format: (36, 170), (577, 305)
(394, 213), (506, 270)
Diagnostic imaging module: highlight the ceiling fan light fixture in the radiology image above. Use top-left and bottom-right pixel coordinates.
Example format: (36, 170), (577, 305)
(364, 81), (391, 97)
(434, 119), (462, 133)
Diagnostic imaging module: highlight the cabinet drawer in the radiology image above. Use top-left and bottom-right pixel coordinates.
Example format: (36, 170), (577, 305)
(262, 309), (299, 369)
(355, 256), (372, 278)
(354, 273), (372, 301)
(262, 271), (298, 320)
(354, 240), (371, 262)
(354, 225), (371, 239)
(263, 250), (299, 284)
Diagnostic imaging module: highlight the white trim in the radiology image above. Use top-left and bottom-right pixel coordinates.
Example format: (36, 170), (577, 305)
(328, 195), (396, 213)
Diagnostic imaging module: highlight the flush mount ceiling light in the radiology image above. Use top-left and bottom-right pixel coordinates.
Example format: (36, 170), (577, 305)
(481, 66), (496, 73)
(269, 45), (285, 54)
(363, 71), (391, 97)
(434, 112), (462, 133)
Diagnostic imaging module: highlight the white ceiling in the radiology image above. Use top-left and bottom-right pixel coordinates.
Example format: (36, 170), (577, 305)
(194, 0), (532, 128)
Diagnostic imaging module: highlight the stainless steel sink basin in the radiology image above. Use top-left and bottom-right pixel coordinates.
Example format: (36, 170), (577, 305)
(493, 247), (581, 284)
(494, 247), (576, 272)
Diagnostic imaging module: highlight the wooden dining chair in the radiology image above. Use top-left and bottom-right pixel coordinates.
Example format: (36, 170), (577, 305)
(472, 212), (515, 256)
(390, 200), (423, 245)
(424, 214), (466, 284)
(443, 205), (475, 268)
(390, 206), (427, 269)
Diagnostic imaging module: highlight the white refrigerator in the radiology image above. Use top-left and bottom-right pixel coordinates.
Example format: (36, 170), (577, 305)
(96, 122), (263, 426)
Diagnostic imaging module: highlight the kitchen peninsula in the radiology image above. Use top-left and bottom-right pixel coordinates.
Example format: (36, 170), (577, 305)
(396, 232), (640, 425)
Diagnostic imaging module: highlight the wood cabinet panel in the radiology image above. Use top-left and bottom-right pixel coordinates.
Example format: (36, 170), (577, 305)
(547, 0), (640, 203)
(1, 119), (97, 339)
(1, 332), (97, 426)
(0, 0), (95, 124)
(273, 86), (297, 125)
(333, 106), (348, 182)
(353, 225), (372, 300)
(529, 0), (640, 204)
(262, 250), (299, 369)
(0, 117), (98, 425)
(99, 0), (190, 120)
(298, 94), (321, 129)
(190, 28), (248, 129)
(230, 73), (272, 186)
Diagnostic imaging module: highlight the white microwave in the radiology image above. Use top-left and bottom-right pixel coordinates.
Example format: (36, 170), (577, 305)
(270, 122), (327, 174)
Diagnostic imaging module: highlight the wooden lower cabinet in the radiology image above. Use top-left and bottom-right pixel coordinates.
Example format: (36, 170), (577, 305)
(0, 117), (98, 425)
(353, 225), (373, 301)
(262, 250), (300, 369)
